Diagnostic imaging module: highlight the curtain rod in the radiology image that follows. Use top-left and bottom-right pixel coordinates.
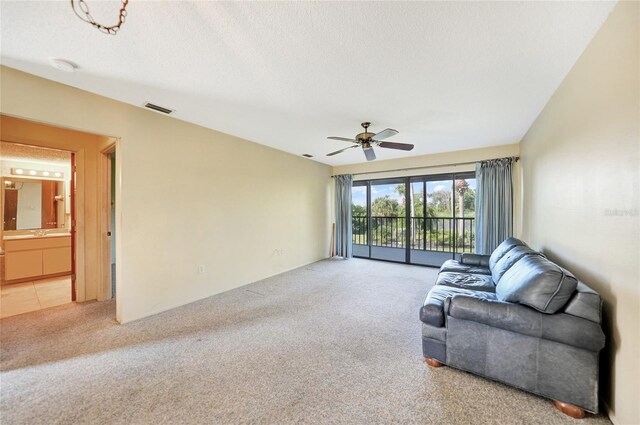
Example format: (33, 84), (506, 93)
(331, 156), (519, 178)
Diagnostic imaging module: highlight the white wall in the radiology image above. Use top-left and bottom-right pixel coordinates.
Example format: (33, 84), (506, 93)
(520, 2), (639, 424)
(1, 66), (332, 323)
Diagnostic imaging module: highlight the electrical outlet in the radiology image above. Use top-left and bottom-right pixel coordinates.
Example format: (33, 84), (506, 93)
(197, 265), (205, 274)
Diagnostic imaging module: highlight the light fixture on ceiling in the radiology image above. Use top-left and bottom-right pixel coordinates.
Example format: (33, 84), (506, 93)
(11, 168), (64, 179)
(49, 58), (78, 72)
(326, 122), (414, 162)
(71, 0), (129, 35)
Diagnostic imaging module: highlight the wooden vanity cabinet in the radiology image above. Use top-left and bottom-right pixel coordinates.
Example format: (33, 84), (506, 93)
(4, 235), (71, 281)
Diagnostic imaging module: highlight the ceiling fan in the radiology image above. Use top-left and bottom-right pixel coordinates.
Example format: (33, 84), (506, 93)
(326, 122), (414, 161)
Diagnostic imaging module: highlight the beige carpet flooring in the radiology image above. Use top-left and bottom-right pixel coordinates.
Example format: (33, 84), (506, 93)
(0, 258), (611, 424)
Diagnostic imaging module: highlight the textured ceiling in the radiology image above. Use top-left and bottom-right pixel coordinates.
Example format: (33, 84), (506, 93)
(0, 142), (71, 166)
(0, 1), (615, 165)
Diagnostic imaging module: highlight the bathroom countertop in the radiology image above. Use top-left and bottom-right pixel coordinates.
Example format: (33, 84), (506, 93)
(3, 233), (71, 241)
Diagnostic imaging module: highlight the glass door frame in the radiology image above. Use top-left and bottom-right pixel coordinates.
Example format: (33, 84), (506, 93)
(351, 180), (371, 258)
(368, 177), (408, 263)
(352, 171), (476, 266)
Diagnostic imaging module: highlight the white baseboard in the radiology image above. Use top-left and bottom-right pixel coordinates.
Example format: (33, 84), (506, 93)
(603, 400), (617, 424)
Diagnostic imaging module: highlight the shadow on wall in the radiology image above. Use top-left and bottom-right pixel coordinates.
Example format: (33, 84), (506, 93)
(541, 248), (618, 414)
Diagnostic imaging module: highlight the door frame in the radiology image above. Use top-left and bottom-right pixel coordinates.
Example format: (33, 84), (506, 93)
(98, 141), (119, 301)
(70, 152), (77, 300)
(0, 141), (84, 296)
(1, 114), (118, 303)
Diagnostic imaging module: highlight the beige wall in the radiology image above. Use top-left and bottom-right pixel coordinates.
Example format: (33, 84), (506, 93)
(332, 144), (519, 179)
(520, 3), (639, 424)
(333, 144), (523, 237)
(0, 66), (332, 323)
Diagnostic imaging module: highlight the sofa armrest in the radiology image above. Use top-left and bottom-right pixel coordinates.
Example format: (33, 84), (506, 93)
(446, 295), (605, 352)
(460, 253), (491, 267)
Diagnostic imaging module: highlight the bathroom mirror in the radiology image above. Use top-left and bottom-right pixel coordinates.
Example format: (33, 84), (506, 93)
(3, 178), (67, 231)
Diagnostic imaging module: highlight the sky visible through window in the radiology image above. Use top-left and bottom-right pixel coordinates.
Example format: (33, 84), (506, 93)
(352, 186), (367, 207)
(352, 179), (476, 207)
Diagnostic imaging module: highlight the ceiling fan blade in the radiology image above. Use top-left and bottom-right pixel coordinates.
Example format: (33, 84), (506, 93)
(327, 136), (356, 143)
(378, 141), (414, 151)
(326, 145), (357, 156)
(372, 128), (398, 141)
(363, 147), (376, 161)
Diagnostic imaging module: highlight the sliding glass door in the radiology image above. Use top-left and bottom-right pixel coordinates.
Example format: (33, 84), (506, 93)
(369, 179), (406, 262)
(351, 183), (369, 257)
(352, 173), (476, 267)
(409, 175), (476, 266)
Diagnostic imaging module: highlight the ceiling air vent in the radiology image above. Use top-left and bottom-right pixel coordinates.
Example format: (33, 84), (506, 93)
(143, 102), (174, 115)
(302, 154), (314, 158)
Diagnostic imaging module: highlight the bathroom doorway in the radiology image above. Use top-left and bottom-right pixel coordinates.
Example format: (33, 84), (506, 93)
(1, 114), (119, 319)
(0, 142), (75, 318)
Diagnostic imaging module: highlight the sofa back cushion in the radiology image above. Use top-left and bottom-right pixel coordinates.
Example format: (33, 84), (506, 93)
(488, 237), (528, 271)
(491, 245), (542, 285)
(495, 255), (578, 313)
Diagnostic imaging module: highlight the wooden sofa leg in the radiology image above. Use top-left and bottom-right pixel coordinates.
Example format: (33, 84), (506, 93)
(424, 357), (444, 368)
(552, 400), (586, 419)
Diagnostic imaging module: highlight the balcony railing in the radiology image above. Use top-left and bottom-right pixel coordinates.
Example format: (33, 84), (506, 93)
(352, 215), (475, 253)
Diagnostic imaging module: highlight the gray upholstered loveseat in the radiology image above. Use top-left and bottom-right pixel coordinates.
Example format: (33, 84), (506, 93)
(420, 237), (605, 418)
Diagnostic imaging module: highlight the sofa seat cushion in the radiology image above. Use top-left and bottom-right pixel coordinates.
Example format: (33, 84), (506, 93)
(440, 259), (491, 276)
(436, 271), (496, 292)
(420, 285), (497, 327)
(496, 255), (578, 314)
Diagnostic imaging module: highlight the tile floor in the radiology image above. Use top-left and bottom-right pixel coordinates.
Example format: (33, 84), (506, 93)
(0, 276), (72, 319)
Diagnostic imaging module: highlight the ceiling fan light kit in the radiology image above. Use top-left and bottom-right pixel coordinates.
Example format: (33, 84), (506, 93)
(70, 0), (129, 35)
(326, 122), (414, 161)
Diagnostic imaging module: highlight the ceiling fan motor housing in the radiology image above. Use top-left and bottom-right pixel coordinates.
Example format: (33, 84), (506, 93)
(356, 132), (375, 142)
